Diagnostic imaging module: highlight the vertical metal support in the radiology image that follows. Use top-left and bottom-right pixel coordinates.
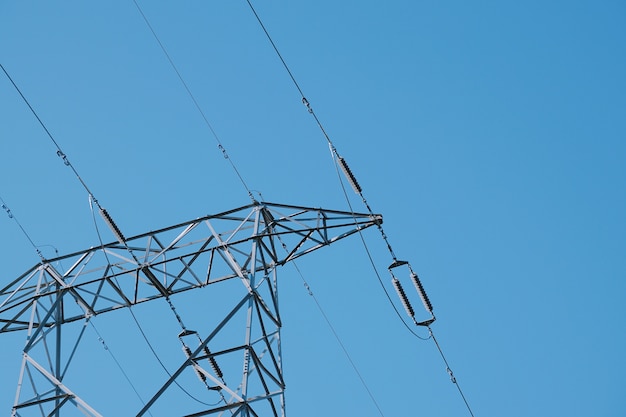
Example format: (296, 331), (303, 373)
(241, 217), (259, 411)
(275, 268), (286, 417)
(11, 265), (99, 417)
(55, 280), (62, 417)
(242, 297), (254, 417)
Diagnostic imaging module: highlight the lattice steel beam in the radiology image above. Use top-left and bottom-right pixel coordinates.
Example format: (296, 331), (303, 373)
(2, 201), (381, 417)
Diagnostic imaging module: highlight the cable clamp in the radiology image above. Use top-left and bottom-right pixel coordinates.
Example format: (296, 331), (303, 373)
(302, 97), (313, 113)
(1, 203), (13, 218)
(447, 367), (457, 383)
(56, 150), (70, 166)
(218, 144), (228, 159)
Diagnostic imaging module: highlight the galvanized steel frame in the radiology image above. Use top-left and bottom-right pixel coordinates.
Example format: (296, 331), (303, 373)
(1, 201), (381, 416)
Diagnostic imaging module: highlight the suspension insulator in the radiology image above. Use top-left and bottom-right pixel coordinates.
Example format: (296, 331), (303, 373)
(338, 157), (362, 194)
(411, 272), (434, 313)
(99, 208), (126, 244)
(182, 345), (208, 383)
(204, 347), (224, 379)
(193, 365), (207, 383)
(392, 277), (415, 318)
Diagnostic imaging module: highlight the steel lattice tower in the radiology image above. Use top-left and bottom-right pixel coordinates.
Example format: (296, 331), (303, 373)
(0, 201), (381, 416)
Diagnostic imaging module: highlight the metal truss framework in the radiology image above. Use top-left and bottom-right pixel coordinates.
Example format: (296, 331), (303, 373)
(0, 201), (381, 417)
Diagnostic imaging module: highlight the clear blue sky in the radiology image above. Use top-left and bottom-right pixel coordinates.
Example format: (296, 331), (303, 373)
(1, 1), (625, 416)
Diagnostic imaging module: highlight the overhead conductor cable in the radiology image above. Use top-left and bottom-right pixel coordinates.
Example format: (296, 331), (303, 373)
(2, 62), (190, 413)
(1, 195), (45, 261)
(4, 32), (231, 412)
(243, 3), (476, 416)
(2, 64), (129, 251)
(132, 0), (256, 204)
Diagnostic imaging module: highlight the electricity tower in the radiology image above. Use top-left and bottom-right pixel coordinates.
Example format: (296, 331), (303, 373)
(0, 201), (381, 417)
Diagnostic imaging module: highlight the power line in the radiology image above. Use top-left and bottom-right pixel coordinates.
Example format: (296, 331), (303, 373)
(3, 60), (215, 411)
(244, 3), (477, 416)
(4, 14), (250, 409)
(329, 158), (432, 342)
(281, 244), (388, 417)
(242, 1), (402, 265)
(1, 195), (44, 261)
(429, 328), (476, 417)
(0, 62), (132, 253)
(129, 5), (257, 408)
(3, 4), (475, 414)
(89, 318), (154, 416)
(131, 0), (255, 203)
(243, 0), (424, 334)
(1, 63), (99, 205)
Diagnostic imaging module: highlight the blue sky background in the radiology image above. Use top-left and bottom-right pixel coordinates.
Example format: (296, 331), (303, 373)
(1, 1), (625, 416)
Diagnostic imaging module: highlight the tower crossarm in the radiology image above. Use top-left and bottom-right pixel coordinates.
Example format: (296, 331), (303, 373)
(0, 201), (381, 333)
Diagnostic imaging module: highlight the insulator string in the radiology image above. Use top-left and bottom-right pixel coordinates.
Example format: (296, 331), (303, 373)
(411, 272), (434, 314)
(205, 347), (224, 380)
(99, 207), (126, 245)
(338, 157), (363, 194)
(168, 294), (229, 401)
(392, 277), (415, 319)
